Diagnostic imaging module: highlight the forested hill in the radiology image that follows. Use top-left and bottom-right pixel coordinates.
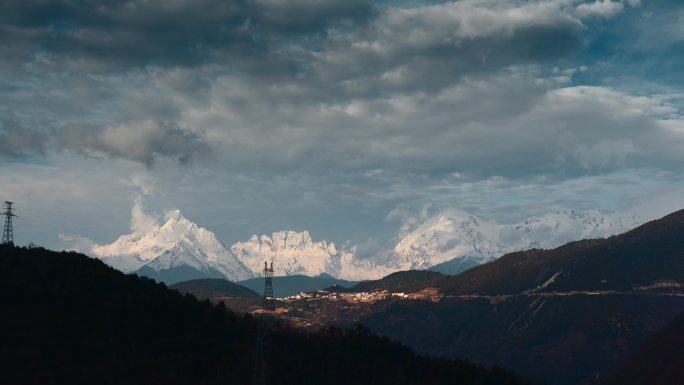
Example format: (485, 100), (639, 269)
(0, 245), (529, 385)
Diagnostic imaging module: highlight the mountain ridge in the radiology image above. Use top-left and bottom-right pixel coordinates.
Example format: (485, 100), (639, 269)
(347, 208), (684, 295)
(439, 207), (684, 295)
(90, 207), (641, 284)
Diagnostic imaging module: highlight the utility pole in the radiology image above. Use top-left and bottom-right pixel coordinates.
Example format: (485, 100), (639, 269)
(2, 201), (16, 245)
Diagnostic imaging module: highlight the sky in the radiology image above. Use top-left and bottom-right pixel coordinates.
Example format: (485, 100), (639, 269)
(1, 0), (683, 252)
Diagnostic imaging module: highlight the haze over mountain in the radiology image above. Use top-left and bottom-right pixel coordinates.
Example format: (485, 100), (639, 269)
(91, 207), (638, 284)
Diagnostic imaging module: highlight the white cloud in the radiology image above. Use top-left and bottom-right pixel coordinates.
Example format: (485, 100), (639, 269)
(130, 196), (159, 234)
(58, 233), (96, 254)
(575, 1), (624, 19)
(131, 174), (159, 196)
(384, 208), (404, 223)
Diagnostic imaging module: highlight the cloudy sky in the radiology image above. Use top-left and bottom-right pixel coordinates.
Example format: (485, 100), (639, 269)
(1, 0), (683, 251)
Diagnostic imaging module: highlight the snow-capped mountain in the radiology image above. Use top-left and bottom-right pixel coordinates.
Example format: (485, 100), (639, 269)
(91, 206), (641, 284)
(392, 208), (639, 275)
(230, 231), (388, 280)
(231, 231), (341, 277)
(92, 210), (254, 282)
(91, 209), (383, 282)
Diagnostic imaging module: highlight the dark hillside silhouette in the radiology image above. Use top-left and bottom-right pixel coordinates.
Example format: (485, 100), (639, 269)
(597, 307), (684, 385)
(238, 274), (359, 298)
(171, 278), (260, 299)
(0, 245), (529, 385)
(352, 270), (446, 293)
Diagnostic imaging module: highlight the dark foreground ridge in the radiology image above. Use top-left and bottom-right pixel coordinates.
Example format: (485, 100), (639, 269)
(597, 306), (684, 385)
(0, 245), (529, 385)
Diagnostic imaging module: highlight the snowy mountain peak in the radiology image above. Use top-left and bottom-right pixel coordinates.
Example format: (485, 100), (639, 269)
(89, 204), (642, 283)
(92, 210), (253, 282)
(164, 209), (186, 224)
(396, 208), (640, 275)
(231, 230), (341, 277)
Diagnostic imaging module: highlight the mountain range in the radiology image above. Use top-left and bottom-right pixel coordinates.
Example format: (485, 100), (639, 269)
(90, 208), (639, 284)
(170, 207), (684, 384)
(171, 208), (680, 385)
(332, 208), (684, 385)
(400, 208), (637, 275)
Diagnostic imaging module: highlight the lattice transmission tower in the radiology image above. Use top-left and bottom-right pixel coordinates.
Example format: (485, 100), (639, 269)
(262, 261), (274, 311)
(254, 256), (275, 385)
(2, 201), (16, 245)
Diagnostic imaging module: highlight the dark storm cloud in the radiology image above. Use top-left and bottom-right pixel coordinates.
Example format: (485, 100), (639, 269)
(254, 0), (377, 35)
(0, 0), (376, 71)
(311, 0), (585, 96)
(1, 1), (679, 184)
